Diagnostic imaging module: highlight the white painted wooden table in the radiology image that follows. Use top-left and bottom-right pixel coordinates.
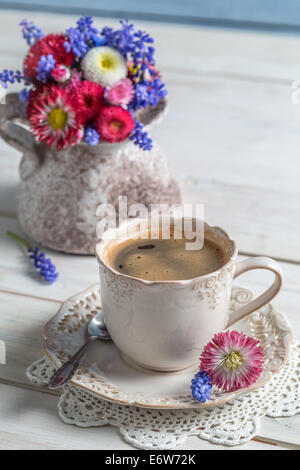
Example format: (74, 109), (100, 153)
(0, 9), (299, 450)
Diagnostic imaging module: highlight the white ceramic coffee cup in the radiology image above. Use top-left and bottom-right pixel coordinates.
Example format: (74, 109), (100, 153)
(95, 218), (282, 372)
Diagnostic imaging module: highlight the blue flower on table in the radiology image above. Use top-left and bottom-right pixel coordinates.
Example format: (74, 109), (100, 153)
(28, 247), (59, 283)
(7, 231), (59, 284)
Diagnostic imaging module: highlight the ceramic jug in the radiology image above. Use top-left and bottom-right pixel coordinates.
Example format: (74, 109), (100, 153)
(0, 93), (181, 253)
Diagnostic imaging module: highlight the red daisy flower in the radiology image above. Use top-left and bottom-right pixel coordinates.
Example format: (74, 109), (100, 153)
(74, 81), (105, 124)
(95, 106), (134, 143)
(24, 34), (74, 80)
(26, 83), (51, 115)
(27, 84), (83, 149)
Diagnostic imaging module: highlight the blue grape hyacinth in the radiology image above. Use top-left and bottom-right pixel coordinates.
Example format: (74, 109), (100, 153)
(19, 19), (43, 46)
(129, 120), (152, 151)
(64, 16), (102, 58)
(28, 247), (59, 283)
(7, 231), (59, 284)
(0, 69), (24, 89)
(84, 127), (100, 146)
(36, 54), (56, 82)
(191, 371), (212, 403)
(19, 88), (30, 102)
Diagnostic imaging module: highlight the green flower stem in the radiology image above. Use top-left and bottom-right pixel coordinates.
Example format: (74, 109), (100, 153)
(7, 231), (30, 249)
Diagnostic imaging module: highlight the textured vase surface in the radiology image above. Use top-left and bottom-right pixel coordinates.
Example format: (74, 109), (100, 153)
(0, 94), (181, 253)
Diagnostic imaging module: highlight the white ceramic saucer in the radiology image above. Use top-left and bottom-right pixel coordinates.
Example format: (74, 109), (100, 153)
(43, 284), (292, 409)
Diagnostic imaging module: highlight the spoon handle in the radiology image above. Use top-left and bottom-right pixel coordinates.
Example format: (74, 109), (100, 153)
(48, 336), (98, 389)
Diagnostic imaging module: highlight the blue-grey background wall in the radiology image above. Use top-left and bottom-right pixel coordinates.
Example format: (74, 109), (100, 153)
(1, 0), (300, 33)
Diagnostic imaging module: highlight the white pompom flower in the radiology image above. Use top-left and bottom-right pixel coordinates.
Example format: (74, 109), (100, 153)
(81, 46), (128, 87)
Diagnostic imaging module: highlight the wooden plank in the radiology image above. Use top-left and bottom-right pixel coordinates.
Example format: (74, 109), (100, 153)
(0, 259), (299, 448)
(182, 182), (300, 262)
(156, 70), (300, 262)
(1, 266), (300, 389)
(0, 10), (300, 82)
(1, 76), (300, 260)
(0, 291), (59, 386)
(259, 416), (300, 448)
(2, 0), (300, 29)
(1, 257), (300, 386)
(0, 382), (134, 450)
(0, 209), (300, 338)
(0, 216), (99, 301)
(0, 8), (298, 451)
(0, 382), (287, 450)
(1, 16), (300, 263)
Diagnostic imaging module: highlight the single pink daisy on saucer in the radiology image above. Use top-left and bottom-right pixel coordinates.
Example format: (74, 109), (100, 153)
(200, 330), (264, 392)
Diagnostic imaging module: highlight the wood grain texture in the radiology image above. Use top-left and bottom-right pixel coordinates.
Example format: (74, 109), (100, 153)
(1, 257), (300, 387)
(0, 270), (299, 449)
(1, 383), (289, 450)
(1, 13), (300, 261)
(1, 10), (300, 81)
(0, 9), (299, 450)
(0, 211), (300, 336)
(3, 0), (300, 28)
(0, 291), (59, 386)
(0, 216), (99, 300)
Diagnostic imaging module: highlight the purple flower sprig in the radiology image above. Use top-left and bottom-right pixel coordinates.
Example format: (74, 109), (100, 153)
(64, 16), (105, 58)
(191, 371), (212, 403)
(129, 78), (167, 112)
(36, 54), (56, 82)
(130, 120), (152, 151)
(28, 247), (58, 283)
(0, 69), (24, 89)
(19, 88), (31, 102)
(19, 19), (44, 46)
(84, 127), (100, 146)
(7, 231), (59, 284)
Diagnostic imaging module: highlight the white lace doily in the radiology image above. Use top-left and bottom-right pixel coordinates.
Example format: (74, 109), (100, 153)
(27, 342), (300, 450)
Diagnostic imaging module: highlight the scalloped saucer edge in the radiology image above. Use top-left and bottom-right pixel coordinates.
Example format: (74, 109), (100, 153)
(43, 284), (292, 410)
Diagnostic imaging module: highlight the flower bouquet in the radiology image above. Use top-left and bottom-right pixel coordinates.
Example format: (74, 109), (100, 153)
(1, 17), (167, 150)
(0, 17), (180, 254)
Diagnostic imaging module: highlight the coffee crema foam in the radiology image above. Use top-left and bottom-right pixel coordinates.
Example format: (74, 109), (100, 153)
(108, 237), (228, 281)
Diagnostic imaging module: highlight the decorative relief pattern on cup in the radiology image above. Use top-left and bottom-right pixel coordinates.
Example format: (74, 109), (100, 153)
(42, 284), (292, 409)
(229, 287), (254, 315)
(44, 281), (291, 408)
(193, 265), (234, 310)
(100, 264), (135, 308)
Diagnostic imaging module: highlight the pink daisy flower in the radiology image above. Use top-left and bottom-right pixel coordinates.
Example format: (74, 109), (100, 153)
(200, 330), (264, 392)
(51, 65), (71, 83)
(105, 78), (134, 108)
(27, 84), (83, 149)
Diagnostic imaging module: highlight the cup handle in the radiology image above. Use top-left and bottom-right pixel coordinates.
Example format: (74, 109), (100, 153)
(227, 256), (282, 327)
